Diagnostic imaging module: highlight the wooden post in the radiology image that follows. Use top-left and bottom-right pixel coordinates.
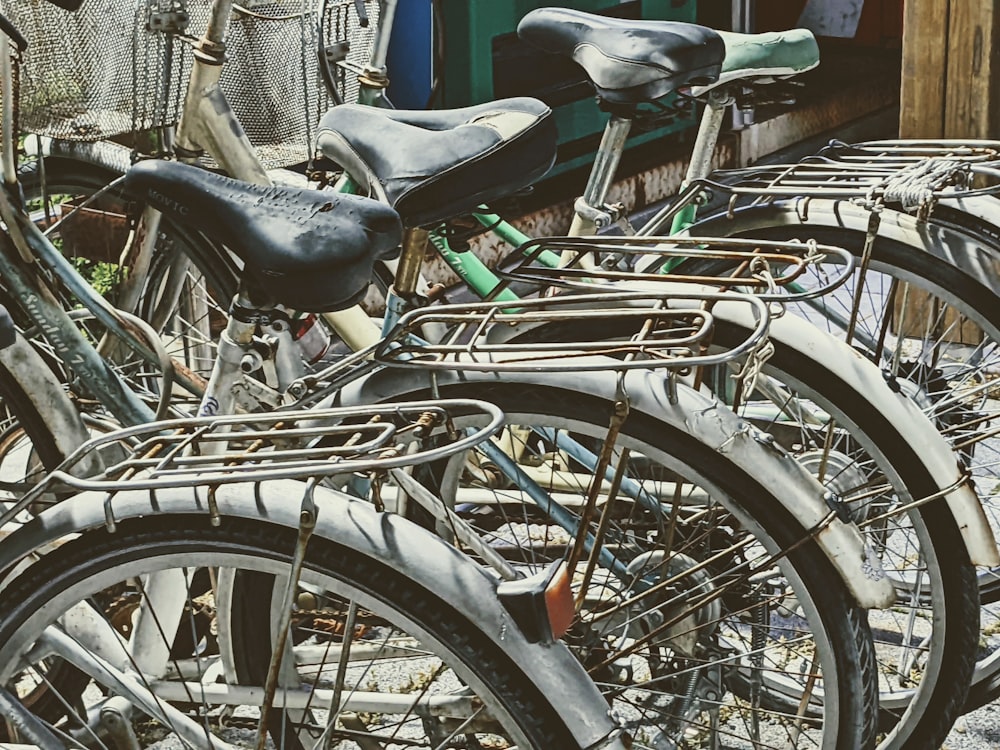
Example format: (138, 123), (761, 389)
(899, 1), (949, 137)
(900, 1), (1000, 139)
(897, 1), (1000, 342)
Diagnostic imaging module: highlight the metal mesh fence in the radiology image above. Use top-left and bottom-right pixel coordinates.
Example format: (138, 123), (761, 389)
(3, 0), (378, 169)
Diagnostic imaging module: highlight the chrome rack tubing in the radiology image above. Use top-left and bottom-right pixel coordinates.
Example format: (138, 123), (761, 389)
(635, 179), (714, 237)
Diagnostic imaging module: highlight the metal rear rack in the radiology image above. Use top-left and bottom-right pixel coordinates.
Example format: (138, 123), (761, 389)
(374, 289), (770, 373)
(3, 399), (504, 525)
(822, 139), (1000, 163)
(498, 235), (854, 302)
(705, 139), (1000, 215)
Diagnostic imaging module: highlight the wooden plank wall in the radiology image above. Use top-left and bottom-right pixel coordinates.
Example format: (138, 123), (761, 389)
(900, 1), (1000, 138)
(898, 2), (1000, 341)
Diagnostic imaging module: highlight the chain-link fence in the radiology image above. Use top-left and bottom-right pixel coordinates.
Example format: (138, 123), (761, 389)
(4, 0), (378, 168)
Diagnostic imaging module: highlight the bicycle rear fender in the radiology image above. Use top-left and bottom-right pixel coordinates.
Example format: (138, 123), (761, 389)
(691, 201), (1000, 567)
(0, 480), (628, 750)
(694, 200), (1000, 330)
(29, 137), (133, 175)
(733, 303), (998, 567)
(939, 195), (1000, 238)
(31, 136), (317, 191)
(335, 365), (896, 609)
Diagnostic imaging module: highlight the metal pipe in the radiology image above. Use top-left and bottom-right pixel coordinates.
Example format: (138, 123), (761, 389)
(393, 226), (429, 298)
(682, 89), (730, 188)
(0, 32), (17, 186)
(368, 0), (399, 73)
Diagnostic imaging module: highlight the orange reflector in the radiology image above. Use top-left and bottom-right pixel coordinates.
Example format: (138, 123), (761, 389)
(544, 561), (575, 640)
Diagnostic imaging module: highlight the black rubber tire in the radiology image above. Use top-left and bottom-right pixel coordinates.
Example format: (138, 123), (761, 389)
(0, 514), (581, 749)
(346, 380), (881, 749)
(683, 210), (1000, 721)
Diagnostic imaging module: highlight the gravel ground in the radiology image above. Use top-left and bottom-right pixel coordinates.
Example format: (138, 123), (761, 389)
(945, 702), (1000, 749)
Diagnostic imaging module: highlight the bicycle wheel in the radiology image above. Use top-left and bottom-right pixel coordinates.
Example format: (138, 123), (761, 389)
(0, 512), (586, 749)
(689, 201), (1000, 714)
(325, 379), (879, 749)
(709, 317), (977, 748)
(488, 311), (977, 749)
(0, 358), (93, 744)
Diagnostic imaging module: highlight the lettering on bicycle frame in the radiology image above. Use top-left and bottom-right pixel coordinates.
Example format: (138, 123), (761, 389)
(20, 291), (87, 367)
(147, 189), (190, 216)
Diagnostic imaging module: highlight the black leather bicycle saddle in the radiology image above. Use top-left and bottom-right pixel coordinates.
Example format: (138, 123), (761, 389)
(517, 8), (724, 104)
(124, 161), (402, 312)
(316, 97), (557, 228)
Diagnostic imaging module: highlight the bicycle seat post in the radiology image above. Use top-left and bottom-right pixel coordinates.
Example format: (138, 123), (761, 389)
(670, 86), (733, 233)
(569, 115), (633, 241)
(382, 227), (429, 333)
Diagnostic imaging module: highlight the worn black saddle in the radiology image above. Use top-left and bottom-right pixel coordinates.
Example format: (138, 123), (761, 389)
(124, 161), (401, 312)
(316, 97), (557, 228)
(517, 7), (725, 104)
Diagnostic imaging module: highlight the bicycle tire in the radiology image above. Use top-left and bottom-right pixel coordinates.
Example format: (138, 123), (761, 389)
(688, 202), (1000, 716)
(497, 310), (978, 749)
(324, 379), (879, 749)
(18, 155), (239, 384)
(710, 317), (978, 748)
(0, 513), (585, 749)
(0, 358), (94, 740)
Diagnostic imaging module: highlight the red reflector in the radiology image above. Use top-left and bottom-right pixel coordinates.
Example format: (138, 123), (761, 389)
(544, 561), (575, 639)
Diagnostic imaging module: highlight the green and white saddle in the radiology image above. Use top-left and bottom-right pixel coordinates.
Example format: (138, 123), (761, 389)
(691, 28), (820, 95)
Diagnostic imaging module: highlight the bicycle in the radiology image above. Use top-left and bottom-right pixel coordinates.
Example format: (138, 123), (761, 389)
(303, 10), (994, 748)
(0, 6), (897, 747)
(1, 4), (992, 748)
(0, 161), (890, 748)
